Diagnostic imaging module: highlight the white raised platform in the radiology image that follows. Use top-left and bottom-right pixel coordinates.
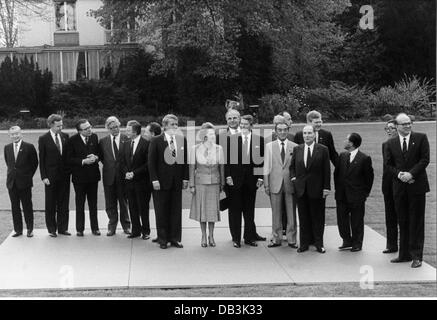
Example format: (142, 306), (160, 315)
(0, 209), (434, 290)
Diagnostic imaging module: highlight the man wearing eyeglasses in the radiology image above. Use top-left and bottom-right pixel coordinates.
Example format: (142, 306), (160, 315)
(384, 113), (430, 268)
(382, 119), (398, 254)
(98, 116), (131, 236)
(65, 119), (101, 237)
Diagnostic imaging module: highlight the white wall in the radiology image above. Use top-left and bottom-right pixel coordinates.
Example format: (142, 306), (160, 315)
(15, 0), (105, 47)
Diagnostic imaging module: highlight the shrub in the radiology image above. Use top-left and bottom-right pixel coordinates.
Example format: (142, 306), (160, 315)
(258, 93), (301, 123)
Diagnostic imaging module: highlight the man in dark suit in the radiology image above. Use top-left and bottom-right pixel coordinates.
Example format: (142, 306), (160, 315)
(148, 114), (189, 249)
(225, 115), (266, 248)
(99, 116), (131, 236)
(120, 120), (151, 240)
(290, 125), (331, 253)
(65, 119), (101, 236)
(216, 109), (242, 212)
(382, 119), (399, 253)
(385, 113), (430, 268)
(334, 133), (374, 252)
(4, 126), (38, 237)
(294, 110), (338, 165)
(38, 114), (71, 237)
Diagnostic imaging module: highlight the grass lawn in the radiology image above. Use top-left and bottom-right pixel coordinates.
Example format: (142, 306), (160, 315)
(0, 121), (435, 297)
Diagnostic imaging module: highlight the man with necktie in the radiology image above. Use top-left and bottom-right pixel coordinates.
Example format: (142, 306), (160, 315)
(290, 125), (331, 253)
(334, 133), (374, 252)
(384, 113), (430, 268)
(225, 115), (266, 248)
(65, 119), (101, 236)
(99, 116), (131, 236)
(38, 114), (71, 237)
(4, 126), (38, 238)
(148, 114), (189, 249)
(264, 120), (298, 248)
(120, 120), (151, 239)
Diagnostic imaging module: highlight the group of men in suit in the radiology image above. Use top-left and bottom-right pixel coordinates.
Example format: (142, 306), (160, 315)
(3, 110), (430, 267)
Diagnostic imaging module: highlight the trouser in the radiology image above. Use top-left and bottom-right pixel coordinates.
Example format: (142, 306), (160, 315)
(45, 177), (70, 233)
(74, 182), (99, 232)
(154, 187), (182, 244)
(296, 192), (325, 248)
(383, 192), (398, 250)
(126, 181), (150, 236)
(104, 179), (130, 232)
(270, 186), (297, 244)
(336, 200), (365, 248)
(228, 186), (257, 242)
(8, 185), (34, 233)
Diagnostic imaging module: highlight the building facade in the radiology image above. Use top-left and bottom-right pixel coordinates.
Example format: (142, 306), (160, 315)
(0, 0), (137, 83)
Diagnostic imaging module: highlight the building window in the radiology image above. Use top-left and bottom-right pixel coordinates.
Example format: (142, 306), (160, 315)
(55, 1), (77, 31)
(105, 15), (137, 44)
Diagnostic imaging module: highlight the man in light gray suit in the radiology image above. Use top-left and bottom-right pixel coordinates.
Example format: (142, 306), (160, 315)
(263, 120), (298, 248)
(98, 116), (131, 236)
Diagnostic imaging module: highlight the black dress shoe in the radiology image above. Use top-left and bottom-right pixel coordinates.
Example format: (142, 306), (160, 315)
(160, 243), (168, 249)
(338, 242), (353, 250)
(411, 260), (422, 268)
(233, 241), (241, 248)
(123, 229), (131, 235)
(244, 240), (258, 247)
(92, 230), (101, 236)
(382, 248), (398, 254)
(142, 234), (150, 240)
(76, 232), (84, 237)
(171, 241), (183, 248)
(351, 247), (362, 252)
(12, 232), (22, 237)
(152, 238), (158, 243)
(58, 231), (71, 236)
(316, 246), (326, 254)
(268, 242), (281, 248)
(107, 230), (116, 237)
(391, 257), (412, 263)
(297, 246), (309, 253)
(288, 243), (298, 249)
(254, 234), (266, 241)
(49, 232), (57, 238)
(27, 230), (33, 238)
(127, 233), (141, 239)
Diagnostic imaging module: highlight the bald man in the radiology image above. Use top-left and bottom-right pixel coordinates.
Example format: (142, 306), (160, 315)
(384, 113), (430, 268)
(4, 126), (38, 237)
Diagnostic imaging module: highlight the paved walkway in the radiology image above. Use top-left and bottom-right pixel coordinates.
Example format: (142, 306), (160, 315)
(0, 209), (435, 290)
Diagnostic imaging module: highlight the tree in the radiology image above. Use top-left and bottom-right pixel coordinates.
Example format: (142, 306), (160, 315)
(0, 0), (49, 47)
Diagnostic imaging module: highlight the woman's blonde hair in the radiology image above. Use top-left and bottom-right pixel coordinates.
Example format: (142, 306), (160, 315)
(196, 122), (215, 142)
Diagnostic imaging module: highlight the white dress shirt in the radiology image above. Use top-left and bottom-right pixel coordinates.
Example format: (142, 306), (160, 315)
(229, 127), (241, 135)
(349, 148), (359, 162)
(13, 139), (22, 160)
(131, 135), (141, 155)
(111, 134), (120, 158)
(304, 142), (315, 167)
(164, 132), (177, 156)
(241, 132), (251, 155)
(399, 133), (411, 151)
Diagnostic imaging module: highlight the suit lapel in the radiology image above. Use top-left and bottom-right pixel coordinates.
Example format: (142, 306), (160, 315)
(307, 144), (317, 170)
(284, 141), (293, 168)
(405, 133), (416, 162)
(272, 141), (281, 166)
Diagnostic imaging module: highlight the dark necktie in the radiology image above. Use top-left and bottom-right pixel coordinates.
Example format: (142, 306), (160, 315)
(306, 146), (311, 167)
(402, 137), (407, 154)
(113, 136), (118, 160)
(170, 136), (176, 158)
(55, 133), (61, 154)
(280, 142), (285, 163)
(130, 140), (135, 160)
(346, 152), (351, 170)
(85, 136), (89, 145)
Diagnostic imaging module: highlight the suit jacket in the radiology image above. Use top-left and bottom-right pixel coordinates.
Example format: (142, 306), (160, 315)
(294, 128), (338, 165)
(65, 133), (101, 184)
(120, 137), (150, 184)
(224, 133), (264, 190)
(334, 150), (374, 203)
(148, 133), (189, 190)
(38, 131), (69, 183)
(4, 141), (38, 190)
(99, 133), (129, 186)
(263, 139), (297, 194)
(382, 140), (394, 195)
(289, 143), (330, 199)
(384, 132), (430, 195)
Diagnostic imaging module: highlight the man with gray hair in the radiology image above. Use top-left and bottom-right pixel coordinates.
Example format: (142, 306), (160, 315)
(98, 116), (131, 236)
(38, 114), (71, 237)
(148, 114), (189, 249)
(384, 113), (430, 268)
(4, 126), (38, 237)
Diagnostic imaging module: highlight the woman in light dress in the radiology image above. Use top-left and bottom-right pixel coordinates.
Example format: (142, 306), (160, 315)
(189, 122), (225, 247)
